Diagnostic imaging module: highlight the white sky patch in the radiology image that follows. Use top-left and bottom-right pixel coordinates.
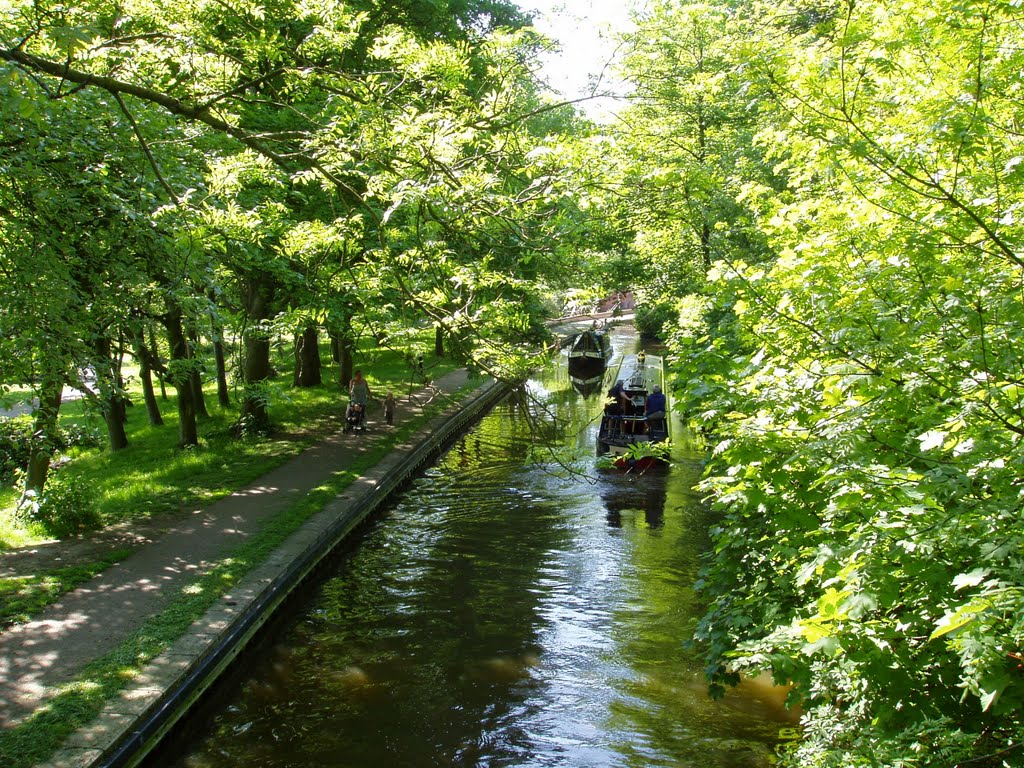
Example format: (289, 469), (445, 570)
(518, 0), (647, 121)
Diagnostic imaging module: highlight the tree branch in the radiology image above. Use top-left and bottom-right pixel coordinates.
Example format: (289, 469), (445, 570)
(112, 91), (180, 204)
(0, 47), (377, 218)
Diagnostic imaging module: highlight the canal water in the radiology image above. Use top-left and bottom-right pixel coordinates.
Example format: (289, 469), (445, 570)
(163, 326), (797, 768)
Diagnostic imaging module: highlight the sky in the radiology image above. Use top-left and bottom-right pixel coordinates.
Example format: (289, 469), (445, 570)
(517, 0), (648, 120)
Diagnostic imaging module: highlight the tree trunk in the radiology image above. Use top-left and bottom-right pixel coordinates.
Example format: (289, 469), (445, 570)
(162, 307), (199, 447)
(434, 325), (444, 358)
(208, 293), (231, 408)
(332, 304), (356, 390)
(150, 325), (167, 399)
(239, 333), (272, 433)
(339, 343), (353, 391)
(94, 334), (129, 451)
(295, 325), (322, 387)
(213, 337), (230, 407)
(132, 328), (164, 426)
(21, 374), (63, 500)
(238, 273), (276, 434)
(329, 331), (341, 364)
(190, 368), (208, 417)
(188, 329), (209, 418)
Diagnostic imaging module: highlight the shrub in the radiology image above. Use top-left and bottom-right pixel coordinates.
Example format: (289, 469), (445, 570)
(0, 416), (102, 484)
(634, 300), (677, 340)
(58, 422), (103, 452)
(0, 416), (33, 483)
(16, 473), (101, 539)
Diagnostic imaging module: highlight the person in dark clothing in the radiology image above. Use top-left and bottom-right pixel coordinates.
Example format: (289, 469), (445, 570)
(605, 380), (624, 415)
(645, 385), (666, 420)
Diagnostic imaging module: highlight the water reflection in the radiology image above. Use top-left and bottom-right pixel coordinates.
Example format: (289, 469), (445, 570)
(160, 326), (793, 768)
(600, 465), (668, 529)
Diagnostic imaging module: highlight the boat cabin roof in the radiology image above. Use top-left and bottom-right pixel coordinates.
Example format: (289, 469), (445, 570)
(618, 353), (663, 391)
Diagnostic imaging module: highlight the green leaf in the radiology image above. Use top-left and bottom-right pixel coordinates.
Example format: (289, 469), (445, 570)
(16, 97), (35, 119)
(952, 569), (990, 591)
(917, 430), (946, 451)
(979, 674), (1010, 711)
(929, 603), (986, 641)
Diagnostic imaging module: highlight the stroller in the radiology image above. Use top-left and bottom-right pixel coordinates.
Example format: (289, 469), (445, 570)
(343, 400), (366, 433)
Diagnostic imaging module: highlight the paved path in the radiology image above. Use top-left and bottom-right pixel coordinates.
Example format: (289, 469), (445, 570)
(0, 381), (94, 419)
(0, 369), (487, 766)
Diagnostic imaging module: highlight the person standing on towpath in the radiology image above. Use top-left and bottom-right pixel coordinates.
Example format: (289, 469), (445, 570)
(349, 370), (371, 407)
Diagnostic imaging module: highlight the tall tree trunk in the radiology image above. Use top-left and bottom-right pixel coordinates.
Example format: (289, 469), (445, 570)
(434, 325), (444, 358)
(21, 374), (63, 501)
(150, 325), (167, 399)
(239, 332), (272, 433)
(188, 329), (209, 418)
(295, 325), (322, 387)
(208, 292), (231, 408)
(332, 303), (356, 389)
(131, 327), (164, 426)
(339, 342), (353, 391)
(213, 337), (230, 408)
(329, 330), (354, 387)
(329, 331), (341, 364)
(162, 307), (199, 447)
(238, 273), (276, 434)
(94, 334), (129, 451)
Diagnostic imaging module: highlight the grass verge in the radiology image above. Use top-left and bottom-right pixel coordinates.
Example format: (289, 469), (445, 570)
(0, 550), (133, 629)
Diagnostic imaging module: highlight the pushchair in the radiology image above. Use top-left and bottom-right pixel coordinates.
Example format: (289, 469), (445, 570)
(343, 400), (366, 433)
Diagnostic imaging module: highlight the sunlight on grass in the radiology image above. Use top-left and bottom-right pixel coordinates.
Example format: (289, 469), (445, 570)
(58, 679), (103, 696)
(4, 340), (451, 536)
(0, 550), (131, 628)
(0, 509), (39, 549)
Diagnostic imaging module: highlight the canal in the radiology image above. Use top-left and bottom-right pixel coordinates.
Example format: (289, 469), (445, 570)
(159, 326), (796, 768)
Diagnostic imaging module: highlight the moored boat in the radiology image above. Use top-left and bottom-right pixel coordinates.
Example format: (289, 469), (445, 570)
(567, 328), (611, 375)
(597, 351), (670, 468)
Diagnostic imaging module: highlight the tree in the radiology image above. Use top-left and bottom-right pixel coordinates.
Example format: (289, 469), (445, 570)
(0, 0), (594, 505)
(0, 78), (176, 490)
(606, 1), (777, 338)
(129, 320), (165, 425)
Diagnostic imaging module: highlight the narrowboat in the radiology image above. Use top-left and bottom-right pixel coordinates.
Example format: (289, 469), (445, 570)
(567, 328), (612, 375)
(597, 351), (670, 468)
